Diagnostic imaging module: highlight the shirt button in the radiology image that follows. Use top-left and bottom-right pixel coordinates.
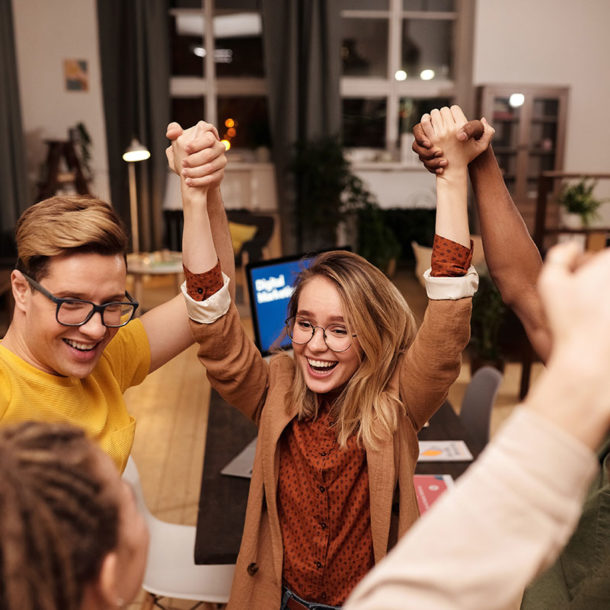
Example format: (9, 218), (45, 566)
(319, 485), (325, 493)
(321, 593), (327, 600)
(197, 287), (203, 294)
(315, 561), (322, 569)
(320, 522), (327, 529)
(247, 562), (259, 576)
(320, 451), (327, 456)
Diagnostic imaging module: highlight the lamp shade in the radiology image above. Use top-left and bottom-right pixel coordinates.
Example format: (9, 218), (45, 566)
(122, 138), (151, 162)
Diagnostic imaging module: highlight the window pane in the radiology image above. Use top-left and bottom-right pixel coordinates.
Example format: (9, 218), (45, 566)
(401, 18), (453, 80)
(170, 9), (264, 78)
(217, 96), (271, 149)
(398, 96), (452, 134)
(214, 11), (264, 77)
(171, 96), (206, 128)
(342, 98), (386, 148)
(341, 18), (388, 77)
(170, 13), (205, 77)
(403, 0), (455, 11)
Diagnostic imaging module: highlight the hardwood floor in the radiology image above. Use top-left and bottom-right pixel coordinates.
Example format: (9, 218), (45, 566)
(107, 270), (544, 609)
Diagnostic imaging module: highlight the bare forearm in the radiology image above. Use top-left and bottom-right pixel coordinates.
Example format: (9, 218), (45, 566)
(435, 169), (470, 248)
(207, 186), (235, 301)
(470, 147), (542, 292)
(470, 147), (551, 360)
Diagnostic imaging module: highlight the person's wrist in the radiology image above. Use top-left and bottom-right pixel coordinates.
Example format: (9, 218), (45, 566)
(436, 165), (468, 184)
(527, 348), (610, 447)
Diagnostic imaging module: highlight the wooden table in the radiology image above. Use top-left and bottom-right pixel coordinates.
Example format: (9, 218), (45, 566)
(126, 251), (183, 313)
(194, 394), (483, 565)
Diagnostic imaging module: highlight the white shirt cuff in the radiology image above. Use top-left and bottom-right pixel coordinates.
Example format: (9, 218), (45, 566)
(423, 265), (479, 300)
(180, 272), (231, 323)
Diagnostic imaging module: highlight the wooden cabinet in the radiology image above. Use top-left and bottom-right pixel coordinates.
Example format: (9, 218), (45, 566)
(478, 85), (569, 232)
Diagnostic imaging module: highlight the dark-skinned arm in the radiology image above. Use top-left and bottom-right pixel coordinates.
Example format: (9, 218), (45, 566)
(413, 122), (552, 361)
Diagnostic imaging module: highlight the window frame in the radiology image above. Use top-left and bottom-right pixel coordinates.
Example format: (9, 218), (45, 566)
(169, 1), (268, 136)
(340, 0), (474, 153)
(169, 0), (474, 154)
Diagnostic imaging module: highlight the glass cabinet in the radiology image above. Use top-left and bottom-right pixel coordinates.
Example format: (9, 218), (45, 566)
(478, 85), (569, 232)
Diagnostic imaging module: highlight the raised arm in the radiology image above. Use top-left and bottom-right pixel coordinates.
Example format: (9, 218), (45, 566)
(413, 122), (551, 361)
(422, 107), (493, 248)
(166, 121), (235, 300)
(469, 147), (550, 360)
(138, 122), (227, 372)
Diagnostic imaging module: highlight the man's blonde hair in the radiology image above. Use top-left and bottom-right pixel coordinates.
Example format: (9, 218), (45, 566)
(15, 195), (128, 279)
(285, 250), (418, 449)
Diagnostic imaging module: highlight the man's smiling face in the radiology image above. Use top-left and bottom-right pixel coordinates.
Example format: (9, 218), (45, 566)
(18, 252), (128, 378)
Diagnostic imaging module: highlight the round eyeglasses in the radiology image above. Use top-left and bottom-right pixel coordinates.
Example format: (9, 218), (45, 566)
(23, 273), (139, 328)
(285, 316), (356, 353)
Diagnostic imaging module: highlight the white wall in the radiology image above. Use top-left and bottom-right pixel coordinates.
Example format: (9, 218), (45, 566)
(12, 0), (109, 201)
(474, 0), (610, 220)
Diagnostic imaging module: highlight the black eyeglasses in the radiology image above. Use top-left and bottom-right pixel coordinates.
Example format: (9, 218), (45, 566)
(23, 274), (139, 328)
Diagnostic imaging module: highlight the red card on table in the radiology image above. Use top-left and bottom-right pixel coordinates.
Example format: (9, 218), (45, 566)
(414, 474), (454, 514)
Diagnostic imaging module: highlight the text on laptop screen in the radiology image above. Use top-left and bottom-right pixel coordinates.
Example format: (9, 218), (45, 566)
(247, 255), (314, 356)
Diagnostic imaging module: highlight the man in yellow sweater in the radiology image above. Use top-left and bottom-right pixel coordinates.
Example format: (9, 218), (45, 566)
(0, 122), (231, 472)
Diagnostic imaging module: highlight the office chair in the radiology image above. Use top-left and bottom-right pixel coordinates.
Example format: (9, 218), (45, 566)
(459, 365), (503, 449)
(122, 457), (235, 610)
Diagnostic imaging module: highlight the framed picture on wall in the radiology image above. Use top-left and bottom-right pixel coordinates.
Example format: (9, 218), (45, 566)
(64, 59), (88, 92)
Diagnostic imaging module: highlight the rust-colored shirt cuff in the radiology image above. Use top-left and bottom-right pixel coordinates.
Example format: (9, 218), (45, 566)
(430, 234), (473, 277)
(183, 260), (223, 301)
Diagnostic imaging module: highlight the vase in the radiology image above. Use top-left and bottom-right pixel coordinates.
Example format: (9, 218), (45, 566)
(560, 210), (583, 229)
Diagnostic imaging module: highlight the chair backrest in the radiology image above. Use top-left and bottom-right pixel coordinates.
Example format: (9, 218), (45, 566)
(122, 455), (153, 519)
(460, 365), (503, 448)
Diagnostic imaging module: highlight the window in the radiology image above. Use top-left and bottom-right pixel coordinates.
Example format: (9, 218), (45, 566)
(169, 0), (270, 152)
(168, 0), (473, 157)
(340, 0), (472, 156)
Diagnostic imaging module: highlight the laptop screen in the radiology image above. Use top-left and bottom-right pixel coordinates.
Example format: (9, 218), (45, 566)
(245, 248), (351, 357)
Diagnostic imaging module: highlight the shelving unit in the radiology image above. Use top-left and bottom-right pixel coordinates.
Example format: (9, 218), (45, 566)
(478, 85), (569, 232)
(37, 139), (90, 201)
(533, 171), (610, 252)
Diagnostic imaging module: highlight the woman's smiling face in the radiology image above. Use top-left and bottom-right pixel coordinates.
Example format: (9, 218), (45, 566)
(291, 275), (361, 397)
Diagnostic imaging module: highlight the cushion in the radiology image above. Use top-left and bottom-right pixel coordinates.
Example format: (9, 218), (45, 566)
(229, 221), (257, 254)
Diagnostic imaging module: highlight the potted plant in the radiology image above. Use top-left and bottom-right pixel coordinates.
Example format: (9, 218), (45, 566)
(558, 178), (604, 228)
(290, 136), (401, 273)
(290, 135), (354, 251)
(469, 271), (506, 374)
(345, 175), (401, 275)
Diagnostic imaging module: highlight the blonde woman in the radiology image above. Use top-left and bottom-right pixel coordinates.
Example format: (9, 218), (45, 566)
(168, 107), (493, 609)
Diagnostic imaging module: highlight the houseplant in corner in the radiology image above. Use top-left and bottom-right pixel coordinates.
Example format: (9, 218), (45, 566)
(290, 135), (353, 251)
(558, 178), (604, 228)
(345, 174), (401, 275)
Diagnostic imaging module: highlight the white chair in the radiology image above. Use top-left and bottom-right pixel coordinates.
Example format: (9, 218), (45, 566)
(122, 457), (235, 610)
(459, 366), (503, 449)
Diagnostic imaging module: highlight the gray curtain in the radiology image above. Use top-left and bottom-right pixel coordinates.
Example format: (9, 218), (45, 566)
(97, 0), (170, 252)
(261, 0), (341, 254)
(0, 0), (29, 255)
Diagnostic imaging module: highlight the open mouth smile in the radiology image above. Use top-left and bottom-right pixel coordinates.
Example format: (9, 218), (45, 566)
(63, 338), (99, 352)
(307, 358), (338, 375)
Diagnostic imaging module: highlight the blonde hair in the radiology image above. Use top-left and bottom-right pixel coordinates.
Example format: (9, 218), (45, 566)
(286, 250), (417, 448)
(15, 195), (128, 280)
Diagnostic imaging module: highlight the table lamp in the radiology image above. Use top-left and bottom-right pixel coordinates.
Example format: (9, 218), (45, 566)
(122, 138), (150, 254)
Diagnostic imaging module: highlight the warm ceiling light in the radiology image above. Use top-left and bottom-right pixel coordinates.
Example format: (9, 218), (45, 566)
(420, 69), (435, 81)
(394, 69), (407, 81)
(509, 93), (525, 107)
